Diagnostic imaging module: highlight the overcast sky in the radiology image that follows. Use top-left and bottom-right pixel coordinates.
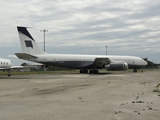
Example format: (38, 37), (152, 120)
(0, 0), (160, 65)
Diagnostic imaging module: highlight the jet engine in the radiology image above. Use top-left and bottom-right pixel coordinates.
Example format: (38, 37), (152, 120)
(104, 62), (128, 70)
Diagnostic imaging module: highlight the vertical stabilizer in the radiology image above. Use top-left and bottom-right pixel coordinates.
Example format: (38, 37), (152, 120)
(17, 26), (46, 55)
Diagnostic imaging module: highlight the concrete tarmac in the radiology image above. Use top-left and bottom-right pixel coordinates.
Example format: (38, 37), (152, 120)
(0, 70), (160, 120)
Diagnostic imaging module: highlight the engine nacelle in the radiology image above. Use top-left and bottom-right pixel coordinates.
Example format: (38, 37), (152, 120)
(104, 62), (128, 70)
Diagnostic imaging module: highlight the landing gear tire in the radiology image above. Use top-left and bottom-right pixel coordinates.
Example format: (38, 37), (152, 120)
(7, 70), (11, 77)
(89, 69), (99, 74)
(133, 69), (137, 73)
(80, 69), (88, 73)
(89, 70), (94, 74)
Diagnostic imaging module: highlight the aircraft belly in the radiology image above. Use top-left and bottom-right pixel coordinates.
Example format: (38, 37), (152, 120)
(128, 64), (141, 69)
(42, 61), (93, 69)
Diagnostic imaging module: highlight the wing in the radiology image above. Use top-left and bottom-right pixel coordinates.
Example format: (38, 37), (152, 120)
(0, 66), (35, 70)
(0, 66), (24, 70)
(11, 66), (24, 69)
(93, 58), (111, 68)
(0, 68), (10, 70)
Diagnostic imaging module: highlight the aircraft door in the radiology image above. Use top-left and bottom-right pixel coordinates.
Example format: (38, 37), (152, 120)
(132, 59), (135, 65)
(53, 57), (56, 62)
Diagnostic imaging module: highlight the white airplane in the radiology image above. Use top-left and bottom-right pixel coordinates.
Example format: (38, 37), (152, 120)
(0, 58), (23, 76)
(15, 26), (147, 73)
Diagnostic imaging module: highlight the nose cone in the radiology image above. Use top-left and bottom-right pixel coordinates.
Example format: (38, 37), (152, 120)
(143, 60), (148, 66)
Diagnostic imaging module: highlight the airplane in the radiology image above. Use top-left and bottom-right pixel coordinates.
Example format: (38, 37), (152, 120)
(0, 58), (23, 76)
(15, 26), (147, 74)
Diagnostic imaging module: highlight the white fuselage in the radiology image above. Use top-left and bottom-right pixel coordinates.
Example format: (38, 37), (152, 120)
(28, 54), (147, 69)
(0, 58), (13, 69)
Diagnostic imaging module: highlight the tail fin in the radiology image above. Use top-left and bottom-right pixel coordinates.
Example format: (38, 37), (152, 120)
(17, 26), (46, 55)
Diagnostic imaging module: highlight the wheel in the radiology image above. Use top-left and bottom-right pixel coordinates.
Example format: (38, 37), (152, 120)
(95, 70), (99, 74)
(80, 69), (88, 73)
(80, 69), (83, 73)
(89, 69), (99, 74)
(89, 70), (93, 74)
(84, 69), (88, 73)
(133, 69), (137, 73)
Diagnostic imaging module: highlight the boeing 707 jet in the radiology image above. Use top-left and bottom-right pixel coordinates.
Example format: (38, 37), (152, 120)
(15, 26), (147, 73)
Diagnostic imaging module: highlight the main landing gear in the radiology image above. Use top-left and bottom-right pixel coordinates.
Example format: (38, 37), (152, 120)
(89, 69), (99, 74)
(79, 69), (99, 74)
(7, 70), (11, 76)
(133, 69), (137, 73)
(80, 69), (88, 73)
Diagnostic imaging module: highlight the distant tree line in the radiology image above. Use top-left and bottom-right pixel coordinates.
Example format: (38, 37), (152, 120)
(143, 58), (160, 69)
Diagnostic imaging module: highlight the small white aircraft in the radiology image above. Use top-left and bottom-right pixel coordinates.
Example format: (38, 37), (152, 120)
(0, 58), (23, 76)
(15, 26), (147, 73)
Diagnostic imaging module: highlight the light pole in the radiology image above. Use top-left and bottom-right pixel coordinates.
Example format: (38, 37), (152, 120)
(106, 46), (108, 55)
(40, 29), (48, 52)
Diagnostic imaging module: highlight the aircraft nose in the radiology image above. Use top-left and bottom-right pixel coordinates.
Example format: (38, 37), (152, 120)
(144, 61), (148, 66)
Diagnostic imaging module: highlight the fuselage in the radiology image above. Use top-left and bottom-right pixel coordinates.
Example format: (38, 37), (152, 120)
(27, 54), (147, 69)
(0, 58), (13, 69)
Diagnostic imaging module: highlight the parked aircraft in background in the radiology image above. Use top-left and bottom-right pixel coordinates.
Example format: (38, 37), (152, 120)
(0, 58), (23, 76)
(15, 26), (147, 73)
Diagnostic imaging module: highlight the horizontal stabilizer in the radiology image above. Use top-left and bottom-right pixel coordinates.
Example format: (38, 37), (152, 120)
(15, 53), (38, 60)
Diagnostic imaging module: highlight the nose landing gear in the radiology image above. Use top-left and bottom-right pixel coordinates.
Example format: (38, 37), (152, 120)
(7, 70), (11, 76)
(133, 69), (137, 73)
